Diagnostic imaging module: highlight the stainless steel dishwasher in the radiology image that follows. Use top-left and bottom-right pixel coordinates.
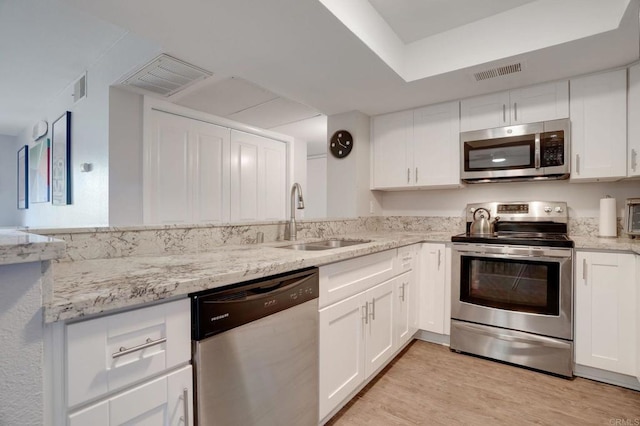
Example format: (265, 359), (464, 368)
(191, 267), (319, 426)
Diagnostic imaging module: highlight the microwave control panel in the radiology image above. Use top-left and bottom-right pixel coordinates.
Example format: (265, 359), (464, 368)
(540, 131), (565, 167)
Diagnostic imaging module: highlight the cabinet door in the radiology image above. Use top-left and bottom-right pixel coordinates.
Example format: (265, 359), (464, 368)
(394, 270), (416, 349)
(570, 70), (627, 181)
(68, 366), (193, 426)
(230, 130), (287, 222)
(319, 293), (365, 420)
(371, 110), (413, 189)
(190, 120), (230, 223)
(419, 243), (446, 334)
(147, 110), (191, 224)
(509, 80), (569, 124)
(628, 64), (640, 177)
(575, 252), (637, 376)
(364, 278), (396, 377)
(460, 91), (510, 132)
(413, 101), (460, 187)
(145, 111), (230, 225)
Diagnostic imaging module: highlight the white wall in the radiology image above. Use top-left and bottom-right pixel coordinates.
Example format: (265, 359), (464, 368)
(381, 180), (640, 218)
(327, 111), (382, 218)
(14, 33), (159, 228)
(306, 155), (327, 218)
(0, 262), (44, 425)
(0, 134), (19, 226)
(108, 87), (144, 226)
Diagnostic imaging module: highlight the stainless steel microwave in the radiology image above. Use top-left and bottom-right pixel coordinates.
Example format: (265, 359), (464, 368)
(460, 119), (570, 183)
(625, 198), (640, 237)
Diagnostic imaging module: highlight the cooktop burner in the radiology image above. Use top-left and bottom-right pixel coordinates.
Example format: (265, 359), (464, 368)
(452, 201), (574, 248)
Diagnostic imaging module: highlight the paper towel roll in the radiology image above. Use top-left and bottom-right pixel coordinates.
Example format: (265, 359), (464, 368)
(599, 197), (617, 237)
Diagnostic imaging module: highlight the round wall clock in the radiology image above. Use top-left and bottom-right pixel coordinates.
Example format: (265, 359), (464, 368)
(329, 130), (353, 158)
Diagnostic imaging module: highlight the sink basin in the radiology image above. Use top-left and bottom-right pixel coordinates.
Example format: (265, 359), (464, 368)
(278, 239), (371, 251)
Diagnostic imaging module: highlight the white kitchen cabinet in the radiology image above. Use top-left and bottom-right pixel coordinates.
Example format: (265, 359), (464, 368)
(319, 292), (365, 421)
(460, 80), (568, 132)
(419, 243), (447, 334)
(230, 130), (287, 222)
(68, 365), (193, 426)
(394, 245), (419, 347)
(319, 275), (399, 421)
(628, 63), (640, 177)
(66, 299), (191, 407)
(570, 69), (627, 181)
(371, 102), (460, 190)
(145, 110), (230, 225)
(412, 102), (460, 187)
(371, 110), (413, 189)
(319, 247), (419, 421)
(575, 251), (637, 377)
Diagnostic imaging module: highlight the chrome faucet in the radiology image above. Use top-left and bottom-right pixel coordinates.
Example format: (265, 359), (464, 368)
(287, 183), (305, 240)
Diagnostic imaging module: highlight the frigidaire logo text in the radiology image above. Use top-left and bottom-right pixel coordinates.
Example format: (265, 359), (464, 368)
(211, 313), (229, 322)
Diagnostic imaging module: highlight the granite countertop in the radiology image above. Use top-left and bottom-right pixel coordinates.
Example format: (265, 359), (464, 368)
(0, 229), (65, 266)
(43, 230), (640, 323)
(47, 232), (453, 323)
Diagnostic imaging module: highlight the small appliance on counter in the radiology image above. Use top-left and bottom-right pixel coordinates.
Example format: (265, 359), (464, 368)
(624, 198), (640, 237)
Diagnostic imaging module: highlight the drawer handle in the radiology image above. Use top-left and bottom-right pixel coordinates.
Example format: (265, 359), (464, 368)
(370, 298), (376, 321)
(112, 337), (167, 359)
(180, 387), (190, 426)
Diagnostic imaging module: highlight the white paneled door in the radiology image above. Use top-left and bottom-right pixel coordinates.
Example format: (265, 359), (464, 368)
(230, 130), (287, 222)
(146, 110), (230, 224)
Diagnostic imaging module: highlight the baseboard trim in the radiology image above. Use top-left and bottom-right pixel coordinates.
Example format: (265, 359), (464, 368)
(574, 364), (640, 391)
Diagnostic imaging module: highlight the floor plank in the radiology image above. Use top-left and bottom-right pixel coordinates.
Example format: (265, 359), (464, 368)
(327, 340), (640, 426)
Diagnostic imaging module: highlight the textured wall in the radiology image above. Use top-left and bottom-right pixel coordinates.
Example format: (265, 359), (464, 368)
(0, 262), (43, 426)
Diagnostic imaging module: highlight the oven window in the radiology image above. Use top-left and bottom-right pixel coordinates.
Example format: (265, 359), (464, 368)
(460, 256), (560, 315)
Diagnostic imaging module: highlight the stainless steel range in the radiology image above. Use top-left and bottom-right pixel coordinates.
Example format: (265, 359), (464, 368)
(450, 201), (574, 377)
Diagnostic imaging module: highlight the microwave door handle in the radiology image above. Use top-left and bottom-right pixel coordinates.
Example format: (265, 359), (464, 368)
(535, 133), (541, 169)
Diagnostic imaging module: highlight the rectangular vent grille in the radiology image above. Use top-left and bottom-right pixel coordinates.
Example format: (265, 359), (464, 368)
(474, 63), (522, 81)
(120, 54), (213, 97)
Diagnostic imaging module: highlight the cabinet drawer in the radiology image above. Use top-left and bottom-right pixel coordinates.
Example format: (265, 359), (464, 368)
(319, 250), (396, 308)
(396, 244), (419, 274)
(66, 299), (190, 407)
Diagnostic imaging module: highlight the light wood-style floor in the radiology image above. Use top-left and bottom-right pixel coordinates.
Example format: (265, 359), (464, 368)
(327, 340), (640, 426)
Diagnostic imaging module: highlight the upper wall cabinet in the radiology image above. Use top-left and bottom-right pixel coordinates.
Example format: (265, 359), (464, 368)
(570, 69), (627, 182)
(628, 63), (640, 178)
(230, 130), (287, 222)
(145, 110), (230, 225)
(371, 101), (460, 190)
(144, 109), (288, 225)
(460, 80), (569, 132)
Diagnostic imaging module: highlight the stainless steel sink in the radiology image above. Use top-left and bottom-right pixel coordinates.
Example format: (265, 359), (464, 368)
(278, 239), (371, 251)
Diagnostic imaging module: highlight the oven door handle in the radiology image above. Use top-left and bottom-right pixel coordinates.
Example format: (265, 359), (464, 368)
(454, 246), (572, 259)
(456, 323), (569, 349)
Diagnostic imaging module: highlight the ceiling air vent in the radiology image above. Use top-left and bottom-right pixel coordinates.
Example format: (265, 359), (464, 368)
(120, 54), (213, 97)
(474, 63), (523, 82)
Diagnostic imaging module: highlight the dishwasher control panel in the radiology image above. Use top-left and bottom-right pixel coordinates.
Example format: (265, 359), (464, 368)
(191, 267), (319, 340)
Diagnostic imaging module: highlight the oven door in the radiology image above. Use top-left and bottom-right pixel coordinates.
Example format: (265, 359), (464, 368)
(451, 243), (573, 340)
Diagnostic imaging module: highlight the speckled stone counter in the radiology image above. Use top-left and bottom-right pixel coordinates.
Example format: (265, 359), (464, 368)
(0, 229), (65, 266)
(46, 231), (453, 323)
(572, 235), (640, 254)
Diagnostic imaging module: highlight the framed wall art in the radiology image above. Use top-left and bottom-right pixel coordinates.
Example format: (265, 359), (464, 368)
(29, 138), (50, 203)
(51, 111), (71, 205)
(17, 145), (28, 209)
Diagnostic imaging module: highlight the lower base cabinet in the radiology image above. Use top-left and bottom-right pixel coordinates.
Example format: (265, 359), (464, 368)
(319, 246), (419, 422)
(575, 251), (637, 377)
(318, 277), (397, 420)
(68, 365), (193, 426)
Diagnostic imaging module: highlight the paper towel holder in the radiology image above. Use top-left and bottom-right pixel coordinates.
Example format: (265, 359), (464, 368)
(598, 195), (618, 238)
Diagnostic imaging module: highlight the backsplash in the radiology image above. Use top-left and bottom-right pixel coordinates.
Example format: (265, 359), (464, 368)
(33, 215), (623, 262)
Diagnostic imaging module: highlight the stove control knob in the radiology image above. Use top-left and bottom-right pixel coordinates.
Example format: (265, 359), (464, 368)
(554, 206), (563, 213)
(544, 206), (552, 213)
